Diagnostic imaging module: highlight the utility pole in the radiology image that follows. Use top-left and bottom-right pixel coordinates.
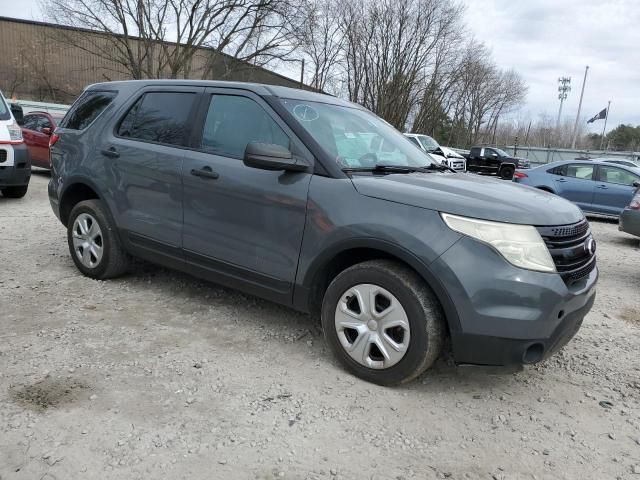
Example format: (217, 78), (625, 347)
(300, 58), (305, 88)
(556, 77), (571, 136)
(599, 100), (611, 151)
(571, 66), (589, 149)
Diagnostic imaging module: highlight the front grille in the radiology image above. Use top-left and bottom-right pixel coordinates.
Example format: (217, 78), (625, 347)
(0, 150), (7, 163)
(537, 219), (596, 285)
(452, 161), (465, 170)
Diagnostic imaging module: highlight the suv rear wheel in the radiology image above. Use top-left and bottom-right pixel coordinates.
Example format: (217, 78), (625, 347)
(1, 185), (28, 198)
(500, 165), (515, 180)
(321, 260), (445, 385)
(67, 199), (130, 279)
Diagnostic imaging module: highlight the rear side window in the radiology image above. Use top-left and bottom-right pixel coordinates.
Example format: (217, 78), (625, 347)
(406, 136), (421, 148)
(118, 92), (195, 146)
(200, 95), (289, 158)
(61, 91), (116, 130)
(23, 115), (39, 130)
(548, 165), (567, 176)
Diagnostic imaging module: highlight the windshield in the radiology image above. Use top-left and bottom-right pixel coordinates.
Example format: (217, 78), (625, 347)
(281, 99), (434, 169)
(0, 92), (10, 121)
(418, 135), (439, 151)
(493, 147), (509, 156)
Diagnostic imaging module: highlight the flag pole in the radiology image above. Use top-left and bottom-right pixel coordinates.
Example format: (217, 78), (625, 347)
(571, 65), (589, 149)
(599, 100), (611, 151)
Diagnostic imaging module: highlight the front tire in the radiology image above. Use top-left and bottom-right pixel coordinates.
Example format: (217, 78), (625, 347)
(1, 185), (28, 198)
(67, 199), (130, 279)
(321, 260), (445, 385)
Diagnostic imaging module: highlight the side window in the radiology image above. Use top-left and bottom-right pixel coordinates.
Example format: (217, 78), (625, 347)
(22, 115), (38, 130)
(61, 91), (117, 130)
(470, 147), (480, 156)
(548, 165), (567, 176)
(599, 166), (639, 186)
(118, 92), (195, 146)
(565, 164), (594, 180)
(200, 95), (289, 159)
(36, 116), (52, 131)
(407, 136), (421, 148)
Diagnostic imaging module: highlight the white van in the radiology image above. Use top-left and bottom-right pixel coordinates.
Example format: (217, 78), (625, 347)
(0, 91), (31, 198)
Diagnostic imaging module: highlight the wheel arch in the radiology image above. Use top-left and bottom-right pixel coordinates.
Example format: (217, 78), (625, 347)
(536, 186), (555, 194)
(59, 176), (107, 227)
(295, 238), (460, 333)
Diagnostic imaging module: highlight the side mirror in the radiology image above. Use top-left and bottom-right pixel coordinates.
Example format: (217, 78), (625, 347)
(633, 180), (640, 188)
(10, 103), (24, 125)
(491, 153), (498, 159)
(243, 142), (307, 172)
(41, 127), (52, 136)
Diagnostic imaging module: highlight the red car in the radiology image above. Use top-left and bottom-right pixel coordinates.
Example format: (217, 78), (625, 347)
(21, 111), (64, 169)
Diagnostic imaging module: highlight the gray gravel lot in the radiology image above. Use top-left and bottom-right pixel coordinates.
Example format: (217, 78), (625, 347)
(1, 172), (639, 480)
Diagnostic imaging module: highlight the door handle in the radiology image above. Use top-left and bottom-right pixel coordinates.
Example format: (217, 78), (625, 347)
(191, 166), (219, 180)
(596, 184), (608, 189)
(555, 178), (567, 182)
(101, 147), (120, 158)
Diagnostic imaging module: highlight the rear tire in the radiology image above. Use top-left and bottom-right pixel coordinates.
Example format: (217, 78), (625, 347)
(321, 259), (445, 386)
(500, 165), (515, 180)
(1, 185), (28, 198)
(67, 199), (130, 279)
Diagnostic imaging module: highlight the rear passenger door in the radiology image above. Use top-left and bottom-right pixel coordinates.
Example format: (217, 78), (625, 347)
(592, 165), (640, 215)
(101, 87), (202, 256)
(182, 88), (313, 303)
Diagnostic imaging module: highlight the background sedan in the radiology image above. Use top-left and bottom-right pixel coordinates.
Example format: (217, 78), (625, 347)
(513, 159), (640, 217)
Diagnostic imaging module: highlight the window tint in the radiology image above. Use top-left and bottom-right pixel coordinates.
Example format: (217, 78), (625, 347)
(200, 95), (289, 158)
(548, 165), (567, 176)
(599, 166), (639, 186)
(565, 164), (594, 180)
(22, 115), (38, 130)
(37, 116), (51, 131)
(61, 91), (116, 130)
(118, 92), (195, 146)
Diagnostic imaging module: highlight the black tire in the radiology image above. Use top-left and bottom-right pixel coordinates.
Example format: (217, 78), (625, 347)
(321, 259), (445, 386)
(1, 185), (28, 198)
(67, 199), (130, 279)
(500, 165), (515, 180)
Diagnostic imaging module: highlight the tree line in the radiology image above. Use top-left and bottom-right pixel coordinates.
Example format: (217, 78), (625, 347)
(35, 0), (528, 147)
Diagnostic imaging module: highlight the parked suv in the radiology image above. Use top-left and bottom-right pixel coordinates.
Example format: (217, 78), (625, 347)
(0, 91), (31, 198)
(467, 146), (530, 179)
(49, 81), (597, 385)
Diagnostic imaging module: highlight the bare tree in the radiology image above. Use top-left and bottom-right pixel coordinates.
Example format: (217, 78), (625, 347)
(39, 0), (303, 80)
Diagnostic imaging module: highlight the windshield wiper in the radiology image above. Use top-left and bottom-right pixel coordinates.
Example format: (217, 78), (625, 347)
(423, 163), (457, 173)
(343, 164), (444, 174)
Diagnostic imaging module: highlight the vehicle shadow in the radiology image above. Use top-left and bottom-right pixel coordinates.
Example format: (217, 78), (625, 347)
(118, 260), (524, 389)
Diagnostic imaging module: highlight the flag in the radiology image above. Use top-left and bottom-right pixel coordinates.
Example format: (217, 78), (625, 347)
(587, 108), (607, 123)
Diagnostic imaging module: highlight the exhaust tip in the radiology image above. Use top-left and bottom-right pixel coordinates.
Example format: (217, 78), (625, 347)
(523, 343), (545, 364)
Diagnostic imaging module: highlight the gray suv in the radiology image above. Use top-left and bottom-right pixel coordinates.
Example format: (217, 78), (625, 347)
(49, 81), (597, 385)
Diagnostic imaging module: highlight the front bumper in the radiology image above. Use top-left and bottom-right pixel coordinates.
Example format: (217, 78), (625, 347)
(619, 208), (640, 237)
(431, 236), (597, 366)
(0, 143), (31, 187)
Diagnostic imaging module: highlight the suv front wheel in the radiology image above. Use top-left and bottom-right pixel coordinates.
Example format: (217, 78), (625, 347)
(67, 199), (130, 279)
(321, 260), (445, 385)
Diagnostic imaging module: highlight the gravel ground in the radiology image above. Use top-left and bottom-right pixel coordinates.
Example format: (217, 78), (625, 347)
(1, 172), (639, 480)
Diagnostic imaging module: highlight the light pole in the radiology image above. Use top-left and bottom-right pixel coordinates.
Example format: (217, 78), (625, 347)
(556, 77), (571, 138)
(571, 66), (589, 149)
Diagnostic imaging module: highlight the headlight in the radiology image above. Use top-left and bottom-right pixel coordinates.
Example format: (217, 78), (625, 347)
(7, 120), (23, 142)
(441, 213), (556, 273)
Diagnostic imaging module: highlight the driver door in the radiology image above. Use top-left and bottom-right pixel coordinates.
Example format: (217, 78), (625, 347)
(182, 88), (313, 304)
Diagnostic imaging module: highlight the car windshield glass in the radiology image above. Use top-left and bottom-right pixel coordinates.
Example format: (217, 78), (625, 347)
(280, 99), (434, 169)
(418, 135), (439, 150)
(0, 94), (9, 121)
(494, 147), (509, 156)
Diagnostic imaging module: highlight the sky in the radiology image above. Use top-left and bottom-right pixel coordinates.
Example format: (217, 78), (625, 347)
(3, 0), (639, 133)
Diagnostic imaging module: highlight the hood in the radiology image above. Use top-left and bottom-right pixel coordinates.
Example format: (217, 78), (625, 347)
(350, 172), (584, 226)
(439, 146), (464, 159)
